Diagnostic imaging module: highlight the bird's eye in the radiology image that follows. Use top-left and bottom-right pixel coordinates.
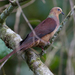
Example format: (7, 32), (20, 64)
(57, 9), (60, 11)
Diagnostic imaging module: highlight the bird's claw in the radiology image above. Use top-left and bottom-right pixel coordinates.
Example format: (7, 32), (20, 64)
(39, 46), (47, 56)
(41, 48), (46, 55)
(46, 41), (50, 46)
(42, 50), (46, 54)
(47, 41), (50, 45)
(40, 50), (46, 56)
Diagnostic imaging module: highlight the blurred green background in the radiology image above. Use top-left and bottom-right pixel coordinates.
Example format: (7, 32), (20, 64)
(0, 0), (75, 75)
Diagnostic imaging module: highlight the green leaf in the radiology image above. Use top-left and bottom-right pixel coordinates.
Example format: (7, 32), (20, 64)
(0, 39), (13, 58)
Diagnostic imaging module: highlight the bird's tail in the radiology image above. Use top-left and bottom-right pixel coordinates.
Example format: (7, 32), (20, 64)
(0, 48), (21, 70)
(0, 48), (19, 63)
(0, 39), (35, 63)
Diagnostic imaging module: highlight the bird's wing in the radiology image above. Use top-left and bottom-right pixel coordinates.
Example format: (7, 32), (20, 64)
(20, 18), (57, 48)
(29, 17), (57, 38)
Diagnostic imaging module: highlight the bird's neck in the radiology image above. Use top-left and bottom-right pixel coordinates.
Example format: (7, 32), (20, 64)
(48, 13), (60, 25)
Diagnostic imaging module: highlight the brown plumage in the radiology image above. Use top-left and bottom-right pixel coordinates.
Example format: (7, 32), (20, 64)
(0, 7), (64, 63)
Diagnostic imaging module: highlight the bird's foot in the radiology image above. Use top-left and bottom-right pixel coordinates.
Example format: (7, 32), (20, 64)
(42, 48), (46, 54)
(47, 41), (50, 45)
(39, 46), (46, 56)
(45, 41), (50, 46)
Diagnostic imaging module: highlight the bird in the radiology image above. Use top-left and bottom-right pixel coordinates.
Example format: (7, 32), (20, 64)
(0, 7), (64, 63)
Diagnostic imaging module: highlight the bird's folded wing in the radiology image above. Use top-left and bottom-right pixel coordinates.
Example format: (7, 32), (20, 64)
(29, 17), (57, 38)
(20, 18), (57, 47)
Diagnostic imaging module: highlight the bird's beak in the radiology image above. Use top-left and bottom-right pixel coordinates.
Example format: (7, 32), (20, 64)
(61, 11), (64, 15)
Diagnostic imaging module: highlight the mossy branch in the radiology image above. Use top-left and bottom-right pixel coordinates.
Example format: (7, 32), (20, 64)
(24, 48), (54, 75)
(0, 0), (27, 26)
(0, 4), (13, 26)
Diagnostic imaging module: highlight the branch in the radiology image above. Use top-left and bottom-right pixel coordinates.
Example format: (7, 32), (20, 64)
(0, 3), (14, 26)
(0, 23), (22, 49)
(0, 0), (27, 26)
(13, 0), (35, 12)
(24, 48), (54, 75)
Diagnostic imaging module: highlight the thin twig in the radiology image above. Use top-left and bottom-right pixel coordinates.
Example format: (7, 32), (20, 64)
(58, 1), (68, 75)
(0, 58), (8, 70)
(16, 56), (22, 75)
(69, 0), (75, 38)
(42, 0), (46, 3)
(14, 7), (22, 33)
(45, 42), (62, 66)
(53, 0), (57, 6)
(2, 67), (6, 75)
(13, 0), (35, 12)
(0, 4), (9, 13)
(66, 1), (75, 75)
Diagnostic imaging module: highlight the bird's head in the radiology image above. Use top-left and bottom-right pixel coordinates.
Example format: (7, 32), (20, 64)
(50, 7), (64, 15)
